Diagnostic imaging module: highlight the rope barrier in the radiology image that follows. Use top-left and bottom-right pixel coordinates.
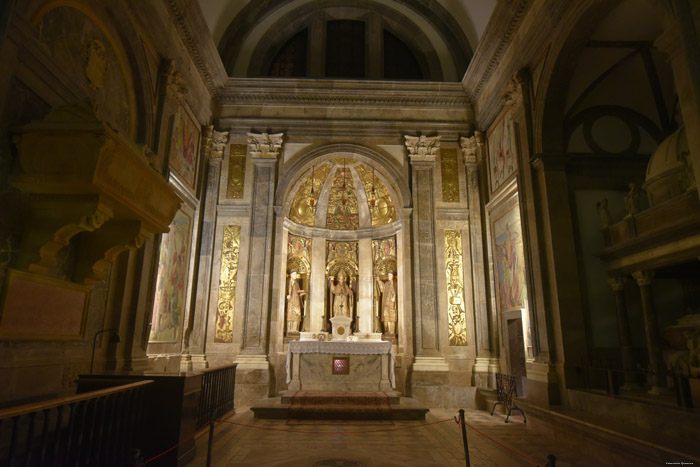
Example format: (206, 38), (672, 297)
(460, 417), (542, 465)
(141, 421), (213, 465)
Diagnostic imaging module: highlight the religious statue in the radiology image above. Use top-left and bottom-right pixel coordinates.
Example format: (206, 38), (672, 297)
(376, 270), (397, 335)
(286, 270), (306, 333)
(596, 198), (612, 229)
(329, 270), (353, 318)
(624, 183), (640, 217)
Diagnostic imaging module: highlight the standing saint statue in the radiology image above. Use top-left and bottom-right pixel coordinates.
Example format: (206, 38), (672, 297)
(286, 270), (306, 333)
(376, 270), (397, 335)
(329, 270), (353, 318)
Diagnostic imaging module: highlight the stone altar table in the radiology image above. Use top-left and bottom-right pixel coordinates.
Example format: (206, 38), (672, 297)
(286, 340), (395, 392)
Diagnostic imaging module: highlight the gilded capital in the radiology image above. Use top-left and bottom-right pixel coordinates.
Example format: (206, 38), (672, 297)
(632, 270), (654, 286)
(404, 134), (440, 162)
(607, 277), (625, 292)
(247, 132), (283, 159)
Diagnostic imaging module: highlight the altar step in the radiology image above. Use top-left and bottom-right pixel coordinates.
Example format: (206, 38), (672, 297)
(251, 392), (428, 421)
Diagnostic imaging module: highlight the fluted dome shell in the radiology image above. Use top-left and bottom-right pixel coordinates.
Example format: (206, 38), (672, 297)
(643, 127), (692, 207)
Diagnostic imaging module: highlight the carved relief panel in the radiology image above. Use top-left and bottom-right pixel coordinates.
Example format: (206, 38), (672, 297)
(355, 164), (397, 226)
(445, 230), (467, 346)
(215, 225), (240, 343)
(226, 144), (247, 199)
(440, 148), (460, 203)
(326, 164), (359, 230)
(289, 163), (332, 226)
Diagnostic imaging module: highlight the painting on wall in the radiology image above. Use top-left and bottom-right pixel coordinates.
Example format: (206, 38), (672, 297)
(492, 203), (528, 314)
(168, 106), (201, 191)
(149, 210), (192, 343)
(487, 109), (518, 193)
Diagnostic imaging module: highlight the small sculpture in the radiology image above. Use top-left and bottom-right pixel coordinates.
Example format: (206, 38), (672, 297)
(286, 270), (306, 333)
(624, 183), (640, 217)
(329, 270), (354, 318)
(376, 270), (398, 336)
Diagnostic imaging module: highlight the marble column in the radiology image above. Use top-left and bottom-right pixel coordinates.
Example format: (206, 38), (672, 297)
(460, 133), (495, 386)
(237, 133), (282, 370)
(405, 135), (448, 372)
(632, 270), (667, 394)
(183, 153), (223, 369)
(607, 277), (637, 390)
(357, 237), (373, 334)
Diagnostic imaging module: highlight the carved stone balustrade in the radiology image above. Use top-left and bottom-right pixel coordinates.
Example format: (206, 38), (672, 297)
(11, 100), (181, 284)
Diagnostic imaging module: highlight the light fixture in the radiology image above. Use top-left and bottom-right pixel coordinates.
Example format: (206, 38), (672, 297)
(90, 328), (121, 374)
(309, 164), (316, 207)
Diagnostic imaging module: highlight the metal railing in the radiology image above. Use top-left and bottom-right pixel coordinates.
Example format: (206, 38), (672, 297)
(0, 380), (152, 466)
(197, 363), (237, 430)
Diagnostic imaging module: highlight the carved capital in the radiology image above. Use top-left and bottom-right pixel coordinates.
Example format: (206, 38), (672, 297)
(247, 132), (283, 159)
(607, 277), (625, 292)
(165, 61), (187, 98)
(405, 134), (440, 162)
(632, 270), (654, 287)
(202, 125), (229, 160)
(459, 136), (478, 165)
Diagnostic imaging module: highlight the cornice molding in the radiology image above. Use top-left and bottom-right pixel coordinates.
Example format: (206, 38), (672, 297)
(461, 0), (532, 101)
(164, 0), (227, 93)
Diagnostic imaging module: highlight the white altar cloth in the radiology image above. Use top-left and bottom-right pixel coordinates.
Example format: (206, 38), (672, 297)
(286, 340), (395, 388)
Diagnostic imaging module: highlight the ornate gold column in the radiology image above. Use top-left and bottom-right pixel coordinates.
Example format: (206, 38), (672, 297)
(236, 132), (283, 370)
(607, 277), (637, 390)
(632, 270), (667, 394)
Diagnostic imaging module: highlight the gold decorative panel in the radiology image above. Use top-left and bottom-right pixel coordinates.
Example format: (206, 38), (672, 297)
(445, 230), (467, 346)
(227, 144), (246, 199)
(326, 167), (359, 230)
(441, 148), (460, 203)
(286, 235), (311, 274)
(326, 241), (359, 279)
(356, 164), (396, 226)
(289, 163), (332, 226)
(216, 225), (240, 343)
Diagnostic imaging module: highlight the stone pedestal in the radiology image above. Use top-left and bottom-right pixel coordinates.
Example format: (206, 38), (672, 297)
(330, 316), (353, 341)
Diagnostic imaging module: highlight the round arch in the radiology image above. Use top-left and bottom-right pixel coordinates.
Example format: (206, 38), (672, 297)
(276, 142), (411, 210)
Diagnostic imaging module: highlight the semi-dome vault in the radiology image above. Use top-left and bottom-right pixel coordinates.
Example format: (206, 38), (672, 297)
(288, 159), (397, 229)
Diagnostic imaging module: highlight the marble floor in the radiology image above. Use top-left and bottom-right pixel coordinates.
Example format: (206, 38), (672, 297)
(186, 407), (613, 466)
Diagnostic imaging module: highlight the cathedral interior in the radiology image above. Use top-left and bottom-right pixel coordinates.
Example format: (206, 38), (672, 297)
(1, 0), (700, 465)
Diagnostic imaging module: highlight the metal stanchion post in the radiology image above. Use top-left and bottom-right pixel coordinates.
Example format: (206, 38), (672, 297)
(456, 409), (470, 467)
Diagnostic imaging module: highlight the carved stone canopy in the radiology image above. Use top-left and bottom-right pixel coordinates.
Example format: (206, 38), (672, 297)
(247, 132), (283, 159)
(404, 134), (440, 162)
(11, 99), (180, 285)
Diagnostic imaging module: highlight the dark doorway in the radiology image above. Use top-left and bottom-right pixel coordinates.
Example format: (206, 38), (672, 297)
(507, 318), (527, 397)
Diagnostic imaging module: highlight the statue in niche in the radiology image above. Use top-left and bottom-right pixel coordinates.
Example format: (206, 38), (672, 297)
(329, 270), (354, 318)
(376, 270), (397, 336)
(286, 270), (306, 333)
(624, 183), (640, 217)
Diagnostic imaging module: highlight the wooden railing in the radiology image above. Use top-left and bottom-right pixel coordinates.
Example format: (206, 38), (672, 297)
(197, 363), (237, 429)
(0, 380), (152, 466)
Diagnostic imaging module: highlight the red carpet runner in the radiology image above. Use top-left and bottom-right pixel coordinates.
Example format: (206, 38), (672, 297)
(287, 391), (392, 420)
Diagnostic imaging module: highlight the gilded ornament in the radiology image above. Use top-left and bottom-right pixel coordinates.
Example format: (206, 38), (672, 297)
(227, 144), (246, 199)
(216, 225), (240, 343)
(445, 230), (467, 346)
(326, 167), (359, 230)
(440, 148), (460, 203)
(289, 163), (332, 226)
(355, 164), (396, 226)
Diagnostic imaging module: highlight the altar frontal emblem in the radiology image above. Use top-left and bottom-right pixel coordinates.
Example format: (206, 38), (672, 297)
(333, 357), (350, 375)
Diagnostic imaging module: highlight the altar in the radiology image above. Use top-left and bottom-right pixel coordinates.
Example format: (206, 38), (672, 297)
(286, 340), (395, 392)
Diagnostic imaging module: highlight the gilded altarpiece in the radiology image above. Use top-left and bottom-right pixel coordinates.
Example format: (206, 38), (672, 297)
(215, 225), (240, 343)
(226, 144), (246, 199)
(326, 242), (358, 323)
(445, 230), (467, 345)
(326, 166), (359, 230)
(289, 163), (333, 226)
(440, 149), (460, 203)
(286, 235), (312, 332)
(355, 164), (396, 226)
(372, 237), (397, 333)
